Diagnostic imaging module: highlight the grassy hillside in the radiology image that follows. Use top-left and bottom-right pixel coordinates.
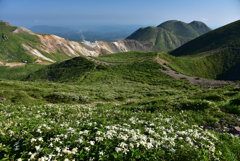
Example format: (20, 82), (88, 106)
(165, 20), (240, 80)
(2, 21), (240, 160)
(170, 20), (240, 57)
(2, 51), (240, 160)
(0, 64), (48, 80)
(0, 21), (39, 63)
(26, 57), (96, 82)
(0, 20), (74, 63)
(126, 20), (211, 52)
(2, 52), (197, 104)
(160, 50), (240, 80)
(26, 54), (176, 84)
(92, 51), (158, 63)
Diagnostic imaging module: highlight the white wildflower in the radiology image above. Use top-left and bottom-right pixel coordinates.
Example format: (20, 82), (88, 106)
(35, 145), (41, 151)
(38, 137), (43, 142)
(115, 147), (122, 153)
(55, 147), (61, 153)
(89, 141), (95, 146)
(99, 151), (104, 156)
(169, 148), (176, 153)
(31, 138), (36, 143)
(84, 147), (90, 152)
(123, 148), (129, 154)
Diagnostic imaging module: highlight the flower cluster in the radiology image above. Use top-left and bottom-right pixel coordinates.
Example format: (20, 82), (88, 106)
(0, 104), (236, 160)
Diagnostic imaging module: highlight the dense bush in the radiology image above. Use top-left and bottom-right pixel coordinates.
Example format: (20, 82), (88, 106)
(46, 92), (89, 103)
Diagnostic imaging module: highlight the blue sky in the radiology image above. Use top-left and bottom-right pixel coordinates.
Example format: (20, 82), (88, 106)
(0, 0), (240, 29)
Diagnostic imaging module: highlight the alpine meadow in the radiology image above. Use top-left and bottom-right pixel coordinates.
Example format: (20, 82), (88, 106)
(1, 7), (240, 161)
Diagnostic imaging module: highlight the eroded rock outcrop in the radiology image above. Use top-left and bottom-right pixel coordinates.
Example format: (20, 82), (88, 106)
(0, 26), (150, 65)
(2, 34), (8, 41)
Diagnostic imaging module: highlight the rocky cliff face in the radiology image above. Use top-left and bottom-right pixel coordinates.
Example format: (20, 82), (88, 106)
(8, 27), (150, 63)
(0, 20), (150, 67)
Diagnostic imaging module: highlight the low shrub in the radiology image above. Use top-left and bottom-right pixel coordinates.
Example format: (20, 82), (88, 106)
(177, 99), (216, 111)
(230, 97), (240, 105)
(46, 92), (89, 103)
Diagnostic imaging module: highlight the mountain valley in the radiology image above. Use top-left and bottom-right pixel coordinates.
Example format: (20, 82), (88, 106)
(1, 19), (240, 160)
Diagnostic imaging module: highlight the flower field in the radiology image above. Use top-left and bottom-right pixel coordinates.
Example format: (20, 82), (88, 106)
(1, 103), (240, 160)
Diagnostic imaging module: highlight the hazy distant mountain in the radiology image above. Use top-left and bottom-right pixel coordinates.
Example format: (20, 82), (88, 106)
(29, 25), (78, 34)
(126, 20), (212, 52)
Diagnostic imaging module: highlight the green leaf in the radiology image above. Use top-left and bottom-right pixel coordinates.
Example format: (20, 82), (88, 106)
(113, 154), (118, 158)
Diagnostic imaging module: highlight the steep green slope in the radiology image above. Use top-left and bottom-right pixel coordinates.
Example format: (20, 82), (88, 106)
(165, 20), (240, 80)
(0, 20), (40, 63)
(126, 20), (211, 52)
(170, 20), (240, 57)
(160, 51), (240, 80)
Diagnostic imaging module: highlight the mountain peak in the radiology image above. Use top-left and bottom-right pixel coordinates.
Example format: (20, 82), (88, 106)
(170, 20), (240, 57)
(126, 20), (212, 52)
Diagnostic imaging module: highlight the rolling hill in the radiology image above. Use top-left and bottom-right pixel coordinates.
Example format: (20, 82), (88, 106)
(126, 20), (212, 52)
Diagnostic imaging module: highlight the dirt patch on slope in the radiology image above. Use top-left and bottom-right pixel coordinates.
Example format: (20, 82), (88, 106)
(33, 59), (52, 65)
(5, 62), (26, 68)
(156, 56), (240, 87)
(13, 27), (36, 35)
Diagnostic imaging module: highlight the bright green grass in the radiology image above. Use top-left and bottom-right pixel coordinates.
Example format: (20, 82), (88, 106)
(0, 64), (47, 80)
(0, 21), (40, 63)
(26, 55), (177, 85)
(93, 51), (158, 63)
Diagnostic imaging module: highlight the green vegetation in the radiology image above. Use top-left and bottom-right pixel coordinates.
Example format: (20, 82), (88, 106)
(2, 101), (240, 161)
(0, 20), (75, 65)
(126, 20), (211, 52)
(170, 20), (240, 57)
(0, 64), (47, 80)
(26, 57), (96, 82)
(2, 76), (240, 160)
(1, 20), (240, 160)
(92, 51), (158, 63)
(0, 21), (39, 63)
(162, 20), (240, 80)
(158, 20), (211, 38)
(160, 50), (240, 80)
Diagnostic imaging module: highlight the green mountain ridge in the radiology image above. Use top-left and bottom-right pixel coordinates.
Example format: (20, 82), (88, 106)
(126, 20), (212, 52)
(158, 20), (240, 81)
(170, 20), (240, 57)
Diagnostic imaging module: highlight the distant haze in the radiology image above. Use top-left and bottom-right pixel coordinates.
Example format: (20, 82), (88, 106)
(0, 0), (239, 29)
